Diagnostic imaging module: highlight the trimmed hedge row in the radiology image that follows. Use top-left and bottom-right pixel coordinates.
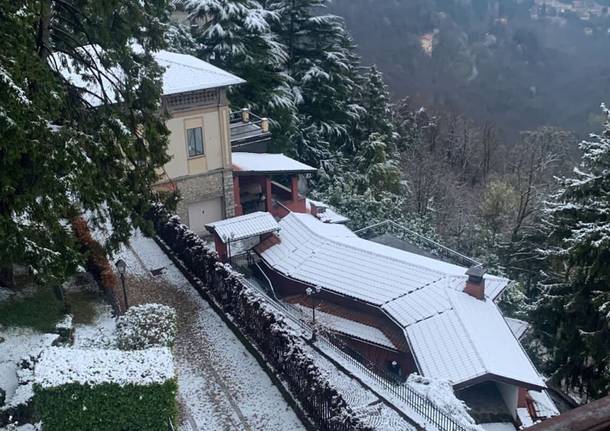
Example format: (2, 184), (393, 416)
(148, 204), (375, 431)
(35, 380), (177, 431)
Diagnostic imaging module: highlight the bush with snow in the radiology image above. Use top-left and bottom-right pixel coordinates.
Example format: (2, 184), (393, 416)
(116, 303), (176, 350)
(34, 347), (177, 431)
(407, 374), (479, 430)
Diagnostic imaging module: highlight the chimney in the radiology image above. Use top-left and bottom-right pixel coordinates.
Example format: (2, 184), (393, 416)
(464, 265), (486, 300)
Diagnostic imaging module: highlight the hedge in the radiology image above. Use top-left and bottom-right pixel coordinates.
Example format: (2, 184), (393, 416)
(146, 204), (376, 431)
(34, 346), (177, 431)
(35, 380), (177, 431)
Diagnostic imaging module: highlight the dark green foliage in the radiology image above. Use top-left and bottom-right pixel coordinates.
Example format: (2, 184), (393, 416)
(0, 286), (66, 332)
(531, 107), (610, 400)
(0, 0), (171, 285)
(34, 380), (178, 431)
(187, 0), (294, 139)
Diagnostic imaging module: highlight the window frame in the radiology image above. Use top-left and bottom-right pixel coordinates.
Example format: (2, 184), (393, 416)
(186, 126), (205, 158)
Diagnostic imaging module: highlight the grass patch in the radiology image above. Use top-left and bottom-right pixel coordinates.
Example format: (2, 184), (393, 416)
(0, 286), (66, 332)
(65, 290), (102, 324)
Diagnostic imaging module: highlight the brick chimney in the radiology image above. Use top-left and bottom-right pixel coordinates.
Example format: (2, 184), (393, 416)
(464, 265), (486, 300)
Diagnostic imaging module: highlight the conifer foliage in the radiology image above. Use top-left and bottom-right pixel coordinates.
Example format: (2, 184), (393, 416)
(187, 0), (293, 120)
(0, 0), (171, 285)
(533, 106), (610, 400)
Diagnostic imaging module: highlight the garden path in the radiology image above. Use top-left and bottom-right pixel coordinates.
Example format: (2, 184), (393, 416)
(116, 231), (305, 431)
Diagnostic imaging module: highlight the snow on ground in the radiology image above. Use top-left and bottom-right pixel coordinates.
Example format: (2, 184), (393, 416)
(73, 304), (117, 349)
(115, 231), (305, 431)
(0, 328), (58, 401)
(305, 348), (417, 431)
(480, 423), (517, 431)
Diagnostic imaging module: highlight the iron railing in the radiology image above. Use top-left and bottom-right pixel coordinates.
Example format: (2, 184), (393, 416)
(229, 110), (270, 144)
(242, 268), (473, 431)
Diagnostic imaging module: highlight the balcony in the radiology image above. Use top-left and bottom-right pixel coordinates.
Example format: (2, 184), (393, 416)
(230, 108), (272, 153)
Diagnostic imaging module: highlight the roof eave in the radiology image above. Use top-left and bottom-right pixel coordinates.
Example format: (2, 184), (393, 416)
(233, 168), (317, 176)
(453, 372), (547, 392)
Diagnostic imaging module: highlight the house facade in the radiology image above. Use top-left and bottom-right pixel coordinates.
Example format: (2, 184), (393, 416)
(150, 51), (244, 234)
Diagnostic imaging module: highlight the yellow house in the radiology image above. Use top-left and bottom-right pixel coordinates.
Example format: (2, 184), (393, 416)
(151, 51), (270, 234)
(55, 47), (271, 235)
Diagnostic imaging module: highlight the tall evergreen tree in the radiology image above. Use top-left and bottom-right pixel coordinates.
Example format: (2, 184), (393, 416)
(357, 65), (395, 144)
(268, 0), (362, 164)
(0, 0), (171, 286)
(186, 0), (294, 127)
(532, 106), (610, 400)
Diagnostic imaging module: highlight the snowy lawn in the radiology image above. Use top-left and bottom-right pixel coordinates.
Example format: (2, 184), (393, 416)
(114, 231), (305, 431)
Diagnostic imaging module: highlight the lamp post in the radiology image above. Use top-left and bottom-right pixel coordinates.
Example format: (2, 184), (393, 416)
(115, 259), (128, 313)
(305, 285), (321, 342)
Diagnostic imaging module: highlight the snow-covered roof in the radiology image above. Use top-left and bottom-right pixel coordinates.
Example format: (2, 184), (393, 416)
(52, 46), (244, 107)
(292, 304), (396, 349)
(259, 213), (545, 389)
(306, 199), (349, 224)
(261, 213), (509, 305)
(206, 211), (280, 243)
(406, 290), (546, 389)
(35, 347), (175, 388)
(155, 50), (244, 94)
(232, 152), (317, 175)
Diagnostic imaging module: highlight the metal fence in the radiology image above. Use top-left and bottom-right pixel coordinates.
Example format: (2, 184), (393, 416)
(354, 220), (480, 268)
(242, 270), (472, 431)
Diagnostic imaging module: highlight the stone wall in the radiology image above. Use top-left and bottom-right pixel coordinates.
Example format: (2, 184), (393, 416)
(167, 168), (235, 225)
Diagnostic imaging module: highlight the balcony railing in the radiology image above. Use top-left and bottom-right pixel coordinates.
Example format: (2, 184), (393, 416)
(229, 108), (271, 148)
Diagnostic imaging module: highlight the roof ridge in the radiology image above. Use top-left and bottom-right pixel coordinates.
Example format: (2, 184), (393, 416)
(291, 214), (449, 279)
(382, 275), (447, 306)
(158, 55), (241, 81)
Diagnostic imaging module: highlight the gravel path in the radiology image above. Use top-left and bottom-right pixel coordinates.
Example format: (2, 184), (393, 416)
(116, 232), (305, 431)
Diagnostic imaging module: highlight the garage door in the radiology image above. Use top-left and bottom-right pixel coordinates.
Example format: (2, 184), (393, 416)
(187, 198), (223, 234)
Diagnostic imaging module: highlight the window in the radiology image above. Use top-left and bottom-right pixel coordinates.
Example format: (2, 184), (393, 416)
(187, 126), (204, 157)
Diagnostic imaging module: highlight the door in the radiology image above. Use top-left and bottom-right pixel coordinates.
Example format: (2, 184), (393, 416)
(187, 198), (223, 234)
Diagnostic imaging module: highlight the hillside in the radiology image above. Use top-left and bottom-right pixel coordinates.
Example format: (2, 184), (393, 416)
(328, 0), (610, 137)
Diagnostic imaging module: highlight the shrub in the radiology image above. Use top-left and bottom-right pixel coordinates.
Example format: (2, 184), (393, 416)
(116, 304), (177, 350)
(34, 347), (177, 431)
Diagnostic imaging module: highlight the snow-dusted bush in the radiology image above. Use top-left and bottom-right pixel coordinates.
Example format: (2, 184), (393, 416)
(116, 303), (176, 350)
(407, 374), (479, 430)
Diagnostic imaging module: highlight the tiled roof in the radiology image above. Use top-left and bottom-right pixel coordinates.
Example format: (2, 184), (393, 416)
(206, 212), (279, 243)
(232, 153), (317, 174)
(260, 213), (545, 389)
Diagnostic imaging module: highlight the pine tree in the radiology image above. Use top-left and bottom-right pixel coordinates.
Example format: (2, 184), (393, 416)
(532, 106), (610, 400)
(268, 0), (362, 164)
(0, 0), (171, 285)
(357, 66), (395, 144)
(186, 0), (294, 126)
